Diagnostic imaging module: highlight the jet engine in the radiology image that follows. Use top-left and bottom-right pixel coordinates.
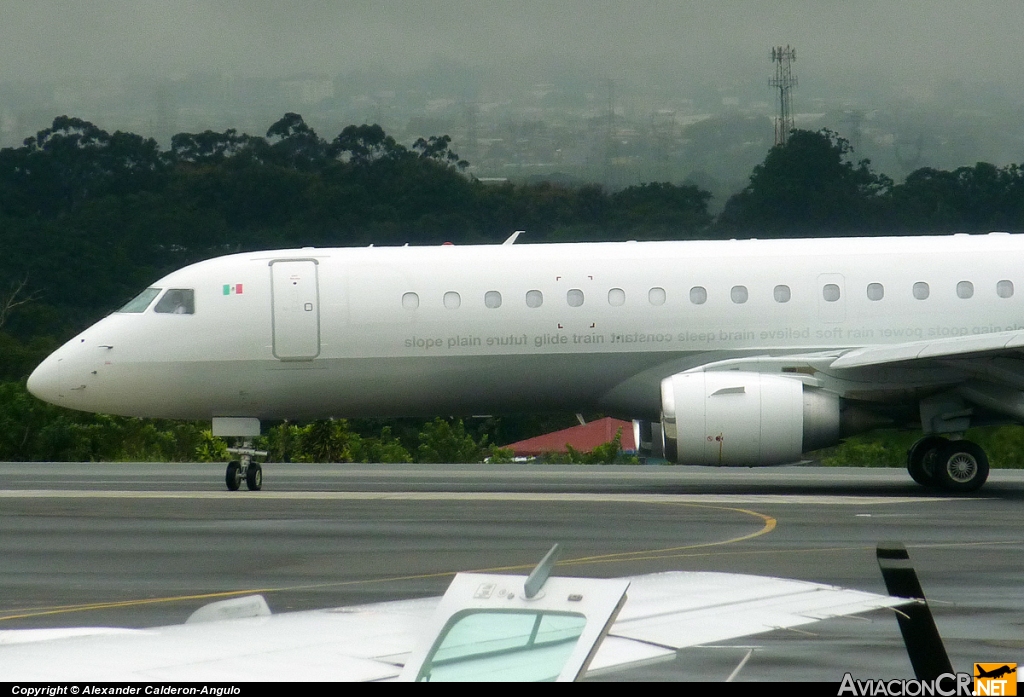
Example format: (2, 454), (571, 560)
(658, 371), (841, 466)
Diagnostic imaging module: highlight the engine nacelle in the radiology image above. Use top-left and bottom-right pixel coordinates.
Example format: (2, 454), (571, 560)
(632, 419), (665, 459)
(660, 371), (840, 466)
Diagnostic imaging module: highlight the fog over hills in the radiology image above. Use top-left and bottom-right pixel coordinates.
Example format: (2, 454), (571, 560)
(2, 1), (1022, 197)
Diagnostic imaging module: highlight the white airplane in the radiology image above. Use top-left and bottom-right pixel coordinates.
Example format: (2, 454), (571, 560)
(27, 232), (1024, 492)
(0, 545), (911, 681)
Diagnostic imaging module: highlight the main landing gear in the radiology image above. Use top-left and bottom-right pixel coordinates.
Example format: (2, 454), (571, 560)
(225, 440), (267, 491)
(906, 436), (990, 493)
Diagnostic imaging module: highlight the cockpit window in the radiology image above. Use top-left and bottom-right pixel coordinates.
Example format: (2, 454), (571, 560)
(154, 289), (195, 315)
(118, 288), (161, 313)
(416, 610), (587, 682)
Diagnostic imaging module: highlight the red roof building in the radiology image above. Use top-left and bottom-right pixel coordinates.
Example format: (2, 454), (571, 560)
(505, 417), (636, 457)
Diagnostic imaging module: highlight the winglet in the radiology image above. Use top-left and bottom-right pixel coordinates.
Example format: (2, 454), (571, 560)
(524, 543), (561, 598)
(876, 542), (953, 680)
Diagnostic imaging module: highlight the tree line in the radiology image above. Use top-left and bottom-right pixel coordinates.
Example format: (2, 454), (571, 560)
(2, 115), (1024, 463)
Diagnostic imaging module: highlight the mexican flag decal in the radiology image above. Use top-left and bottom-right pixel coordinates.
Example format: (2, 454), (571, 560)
(223, 283), (243, 295)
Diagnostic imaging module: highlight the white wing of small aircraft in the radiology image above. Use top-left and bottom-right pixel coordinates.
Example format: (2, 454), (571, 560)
(28, 233), (1024, 492)
(0, 548), (908, 681)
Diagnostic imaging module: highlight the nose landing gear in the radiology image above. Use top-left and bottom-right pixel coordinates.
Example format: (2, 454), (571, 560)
(225, 440), (267, 491)
(225, 461), (242, 490)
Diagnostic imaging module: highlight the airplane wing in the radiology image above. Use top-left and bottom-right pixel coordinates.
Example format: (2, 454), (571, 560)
(681, 328), (1024, 436)
(0, 571), (905, 682)
(829, 329), (1024, 369)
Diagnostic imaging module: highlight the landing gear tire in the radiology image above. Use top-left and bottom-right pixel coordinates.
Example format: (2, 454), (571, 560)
(907, 436), (947, 487)
(225, 461), (242, 491)
(245, 463), (263, 491)
(934, 441), (989, 493)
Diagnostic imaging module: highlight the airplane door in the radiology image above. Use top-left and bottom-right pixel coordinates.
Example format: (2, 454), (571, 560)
(271, 260), (320, 360)
(817, 273), (846, 323)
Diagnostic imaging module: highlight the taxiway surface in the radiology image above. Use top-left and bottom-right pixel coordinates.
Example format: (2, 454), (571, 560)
(0, 462), (1021, 682)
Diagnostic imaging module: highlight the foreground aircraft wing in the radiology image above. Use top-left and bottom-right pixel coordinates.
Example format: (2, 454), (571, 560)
(0, 571), (904, 681)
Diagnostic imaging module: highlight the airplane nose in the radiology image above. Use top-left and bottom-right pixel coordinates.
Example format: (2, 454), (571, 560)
(27, 355), (61, 405)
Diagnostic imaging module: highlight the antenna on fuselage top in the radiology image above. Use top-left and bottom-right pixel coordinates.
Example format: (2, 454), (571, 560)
(503, 230), (525, 245)
(524, 543), (561, 599)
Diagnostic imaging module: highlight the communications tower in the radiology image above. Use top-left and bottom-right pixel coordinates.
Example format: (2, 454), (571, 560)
(770, 45), (797, 145)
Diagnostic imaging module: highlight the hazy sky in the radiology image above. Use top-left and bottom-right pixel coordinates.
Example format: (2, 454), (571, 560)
(2, 0), (1022, 98)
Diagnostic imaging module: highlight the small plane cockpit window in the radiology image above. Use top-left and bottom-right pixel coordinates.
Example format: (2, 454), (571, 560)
(402, 292), (419, 309)
(484, 291), (502, 309)
(566, 289), (585, 307)
(443, 291), (461, 310)
(415, 609), (587, 682)
(690, 286), (707, 305)
(648, 287), (666, 306)
(822, 284), (841, 302)
(867, 283), (884, 301)
(608, 288), (625, 306)
(526, 290), (544, 308)
(774, 285), (791, 303)
(956, 281), (974, 299)
(997, 280), (1014, 298)
(913, 282), (930, 300)
(153, 289), (195, 315)
(730, 285), (748, 304)
(118, 287), (161, 313)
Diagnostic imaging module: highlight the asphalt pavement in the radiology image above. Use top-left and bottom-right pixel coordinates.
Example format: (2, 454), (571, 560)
(0, 462), (1021, 681)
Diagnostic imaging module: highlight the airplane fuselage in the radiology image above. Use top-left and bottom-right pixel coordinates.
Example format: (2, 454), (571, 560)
(29, 233), (1024, 424)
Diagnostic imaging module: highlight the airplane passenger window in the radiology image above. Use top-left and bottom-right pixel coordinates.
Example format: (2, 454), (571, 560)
(731, 285), (748, 304)
(608, 288), (625, 306)
(690, 286), (707, 305)
(774, 285), (791, 303)
(526, 290), (543, 308)
(444, 291), (461, 309)
(484, 291), (502, 309)
(822, 284), (841, 302)
(956, 281), (974, 299)
(567, 289), (584, 307)
(402, 292), (419, 309)
(997, 280), (1014, 298)
(913, 282), (930, 300)
(648, 287), (666, 306)
(154, 289), (195, 315)
(866, 283), (884, 301)
(118, 287), (161, 313)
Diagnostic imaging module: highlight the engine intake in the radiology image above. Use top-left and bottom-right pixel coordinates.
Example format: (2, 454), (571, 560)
(660, 371), (840, 466)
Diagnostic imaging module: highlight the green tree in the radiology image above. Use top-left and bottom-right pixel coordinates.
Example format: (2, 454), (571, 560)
(195, 430), (230, 462)
(412, 135), (468, 170)
(0, 116), (165, 216)
(886, 163), (1024, 233)
(355, 426), (413, 463)
(169, 128), (253, 164)
(718, 129), (891, 236)
(332, 124), (406, 165)
(609, 182), (713, 239)
(265, 113), (331, 170)
(416, 418), (484, 463)
(297, 419), (360, 462)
